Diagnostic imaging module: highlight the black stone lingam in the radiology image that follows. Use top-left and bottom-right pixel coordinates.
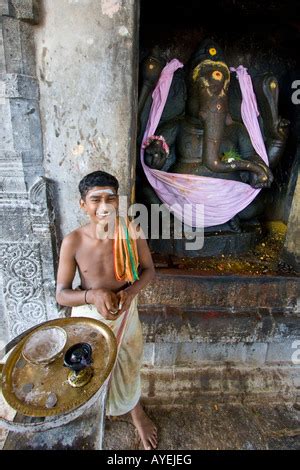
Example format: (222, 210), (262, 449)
(64, 343), (93, 388)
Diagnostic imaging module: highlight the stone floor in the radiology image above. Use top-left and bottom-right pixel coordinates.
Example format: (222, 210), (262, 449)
(104, 402), (300, 450)
(1, 399), (300, 450)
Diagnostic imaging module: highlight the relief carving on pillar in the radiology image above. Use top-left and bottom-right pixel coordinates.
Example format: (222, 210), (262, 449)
(0, 242), (47, 338)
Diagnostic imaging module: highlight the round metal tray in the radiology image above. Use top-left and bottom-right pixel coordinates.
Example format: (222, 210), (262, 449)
(1, 317), (117, 417)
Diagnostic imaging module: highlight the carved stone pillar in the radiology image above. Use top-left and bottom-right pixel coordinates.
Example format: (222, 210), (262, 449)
(0, 1), (60, 344)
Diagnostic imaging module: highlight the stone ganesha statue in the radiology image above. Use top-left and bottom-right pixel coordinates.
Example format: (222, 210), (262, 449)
(137, 39), (289, 231)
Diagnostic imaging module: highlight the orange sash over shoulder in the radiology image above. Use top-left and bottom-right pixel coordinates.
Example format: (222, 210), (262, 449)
(113, 217), (139, 283)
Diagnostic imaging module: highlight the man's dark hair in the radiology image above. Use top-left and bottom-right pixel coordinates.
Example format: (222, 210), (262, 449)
(79, 170), (119, 199)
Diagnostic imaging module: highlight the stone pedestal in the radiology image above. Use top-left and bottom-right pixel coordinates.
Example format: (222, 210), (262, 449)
(3, 384), (107, 450)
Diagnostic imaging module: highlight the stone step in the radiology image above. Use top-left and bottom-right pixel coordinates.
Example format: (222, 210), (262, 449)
(139, 304), (300, 368)
(141, 365), (300, 406)
(139, 307), (300, 344)
(142, 339), (300, 367)
(140, 271), (300, 314)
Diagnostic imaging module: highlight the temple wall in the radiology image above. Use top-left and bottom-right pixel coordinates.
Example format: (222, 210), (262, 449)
(0, 4), (299, 443)
(34, 0), (139, 238)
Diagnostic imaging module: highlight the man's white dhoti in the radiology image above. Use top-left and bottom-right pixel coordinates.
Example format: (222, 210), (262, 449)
(71, 296), (143, 416)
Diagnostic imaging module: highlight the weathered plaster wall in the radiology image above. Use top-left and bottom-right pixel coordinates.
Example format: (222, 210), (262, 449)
(283, 167), (300, 272)
(34, 0), (139, 237)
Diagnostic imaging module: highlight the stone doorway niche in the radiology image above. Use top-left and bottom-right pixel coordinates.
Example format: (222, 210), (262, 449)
(136, 0), (300, 274)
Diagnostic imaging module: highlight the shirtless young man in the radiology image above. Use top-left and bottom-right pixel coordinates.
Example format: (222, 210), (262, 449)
(56, 170), (157, 450)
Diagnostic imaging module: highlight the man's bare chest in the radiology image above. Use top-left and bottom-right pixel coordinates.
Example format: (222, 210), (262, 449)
(75, 240), (114, 273)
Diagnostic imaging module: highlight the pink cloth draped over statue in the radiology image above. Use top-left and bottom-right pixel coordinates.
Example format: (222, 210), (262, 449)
(140, 59), (269, 227)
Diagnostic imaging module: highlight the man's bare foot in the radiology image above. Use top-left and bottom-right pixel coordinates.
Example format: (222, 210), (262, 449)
(131, 402), (158, 450)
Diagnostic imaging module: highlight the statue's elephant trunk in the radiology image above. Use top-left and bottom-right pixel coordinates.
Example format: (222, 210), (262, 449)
(188, 59), (231, 172)
(200, 96), (228, 172)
